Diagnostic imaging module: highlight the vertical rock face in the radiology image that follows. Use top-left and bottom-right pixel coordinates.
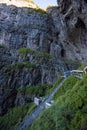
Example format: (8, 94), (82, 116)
(56, 0), (87, 62)
(0, 3), (56, 87)
(0, 3), (64, 90)
(0, 1), (87, 87)
(0, 4), (52, 52)
(0, 0), (87, 115)
(0, 3), (54, 115)
(0, 88), (17, 116)
(47, 7), (63, 60)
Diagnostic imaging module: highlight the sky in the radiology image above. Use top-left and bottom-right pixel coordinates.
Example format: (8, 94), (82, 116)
(33, 0), (57, 9)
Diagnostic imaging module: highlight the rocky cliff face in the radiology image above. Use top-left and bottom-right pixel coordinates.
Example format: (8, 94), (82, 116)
(0, 3), (59, 88)
(0, 2), (61, 115)
(0, 4), (51, 51)
(56, 0), (87, 62)
(0, 0), (87, 115)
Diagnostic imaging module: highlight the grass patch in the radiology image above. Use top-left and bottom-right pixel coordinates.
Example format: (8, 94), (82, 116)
(53, 77), (64, 88)
(0, 103), (35, 130)
(19, 48), (34, 55)
(45, 77), (64, 96)
(78, 64), (87, 70)
(35, 51), (52, 63)
(54, 76), (80, 100)
(19, 48), (52, 64)
(28, 75), (87, 130)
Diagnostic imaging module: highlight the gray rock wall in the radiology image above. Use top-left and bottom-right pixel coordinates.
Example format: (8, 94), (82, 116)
(0, 0), (87, 115)
(0, 4), (52, 51)
(56, 0), (87, 62)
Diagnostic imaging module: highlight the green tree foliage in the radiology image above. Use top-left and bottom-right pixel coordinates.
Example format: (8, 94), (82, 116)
(54, 76), (80, 100)
(18, 77), (63, 97)
(0, 103), (35, 130)
(28, 75), (87, 130)
(18, 84), (53, 97)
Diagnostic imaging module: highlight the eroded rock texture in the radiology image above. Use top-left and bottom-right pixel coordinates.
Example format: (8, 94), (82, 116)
(57, 0), (87, 62)
(0, 3), (61, 115)
(0, 0), (87, 115)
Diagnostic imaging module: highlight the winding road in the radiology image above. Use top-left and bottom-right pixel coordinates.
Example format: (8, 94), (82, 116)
(17, 78), (66, 130)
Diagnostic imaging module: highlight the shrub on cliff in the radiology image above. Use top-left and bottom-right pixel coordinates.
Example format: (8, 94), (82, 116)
(19, 48), (34, 55)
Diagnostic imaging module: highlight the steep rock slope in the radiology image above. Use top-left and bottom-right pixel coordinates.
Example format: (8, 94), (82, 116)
(0, 0), (87, 115)
(0, 3), (55, 87)
(47, 0), (87, 63)
(0, 2), (69, 89)
(0, 2), (62, 115)
(0, 4), (51, 51)
(56, 0), (87, 62)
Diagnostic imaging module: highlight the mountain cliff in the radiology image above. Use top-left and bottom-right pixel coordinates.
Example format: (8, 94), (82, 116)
(0, 0), (87, 116)
(47, 0), (87, 63)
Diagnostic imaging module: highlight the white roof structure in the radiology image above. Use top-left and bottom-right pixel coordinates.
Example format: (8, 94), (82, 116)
(84, 66), (87, 70)
(45, 100), (54, 109)
(71, 70), (84, 73)
(83, 66), (87, 73)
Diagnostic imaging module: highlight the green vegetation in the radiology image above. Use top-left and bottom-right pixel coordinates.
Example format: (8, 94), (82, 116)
(0, 77), (63, 130)
(78, 64), (87, 70)
(47, 77), (64, 96)
(18, 77), (64, 97)
(53, 77), (64, 88)
(19, 48), (34, 55)
(36, 51), (52, 59)
(18, 84), (53, 97)
(32, 8), (47, 15)
(19, 48), (52, 63)
(0, 103), (35, 130)
(35, 8), (46, 15)
(12, 62), (36, 69)
(54, 76), (80, 100)
(35, 51), (52, 63)
(64, 59), (82, 68)
(28, 75), (87, 130)
(47, 5), (58, 9)
(28, 8), (47, 15)
(0, 44), (5, 48)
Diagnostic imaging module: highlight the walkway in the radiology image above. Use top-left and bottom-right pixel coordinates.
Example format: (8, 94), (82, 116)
(17, 78), (66, 130)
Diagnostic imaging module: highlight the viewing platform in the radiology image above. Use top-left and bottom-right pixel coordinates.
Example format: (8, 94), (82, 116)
(64, 66), (87, 79)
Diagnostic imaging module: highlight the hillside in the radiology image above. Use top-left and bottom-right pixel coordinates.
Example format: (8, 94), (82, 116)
(0, 0), (87, 129)
(29, 75), (87, 130)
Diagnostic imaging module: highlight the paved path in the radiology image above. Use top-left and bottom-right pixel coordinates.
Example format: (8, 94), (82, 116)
(17, 78), (66, 130)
